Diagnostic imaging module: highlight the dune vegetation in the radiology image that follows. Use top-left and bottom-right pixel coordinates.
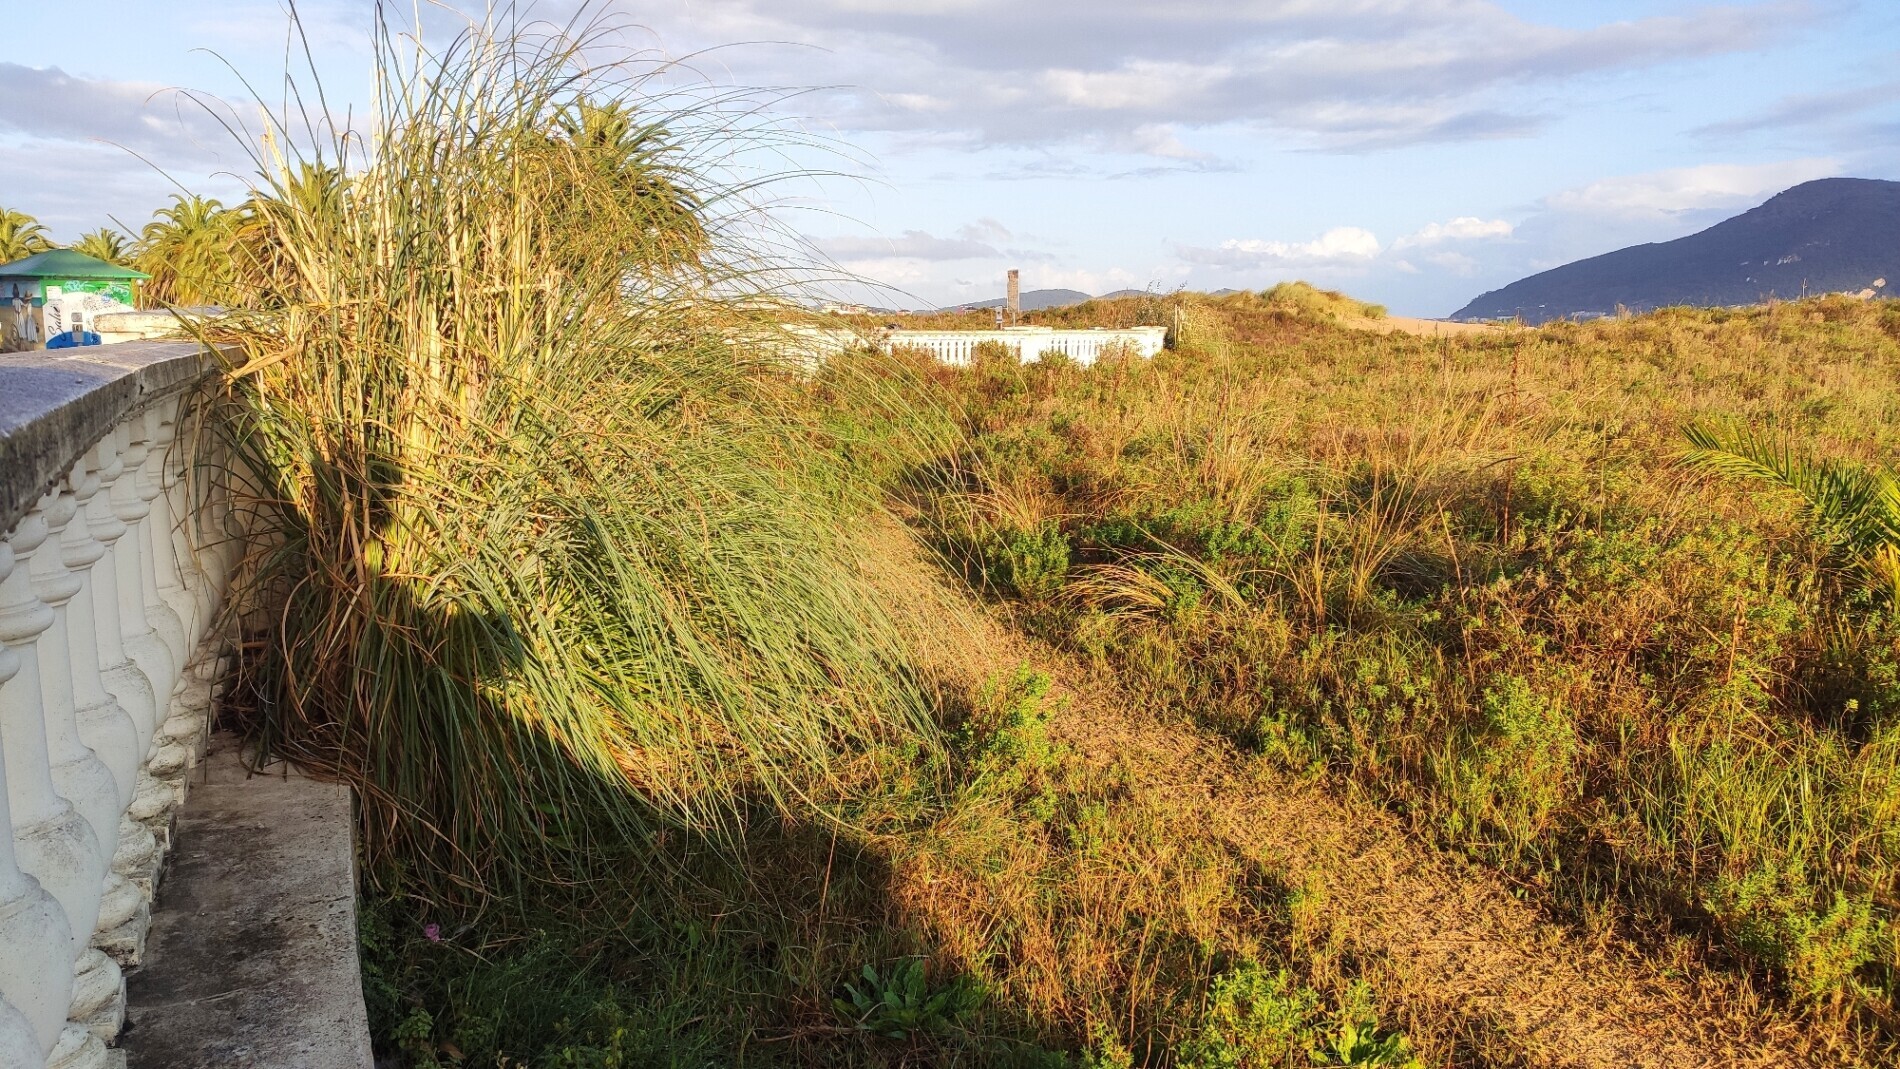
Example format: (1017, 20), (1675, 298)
(14, 6), (1900, 1068)
(914, 291), (1900, 1061)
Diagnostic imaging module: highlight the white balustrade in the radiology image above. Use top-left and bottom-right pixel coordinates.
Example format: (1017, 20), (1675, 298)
(0, 341), (229, 1066)
(880, 325), (1168, 367)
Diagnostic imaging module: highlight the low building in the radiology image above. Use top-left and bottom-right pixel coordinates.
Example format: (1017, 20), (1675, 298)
(0, 251), (149, 351)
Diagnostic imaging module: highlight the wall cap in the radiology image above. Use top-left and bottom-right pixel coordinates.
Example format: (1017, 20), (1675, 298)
(0, 341), (216, 536)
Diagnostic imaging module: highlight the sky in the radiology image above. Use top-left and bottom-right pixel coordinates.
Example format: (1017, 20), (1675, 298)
(1, 1), (1896, 316)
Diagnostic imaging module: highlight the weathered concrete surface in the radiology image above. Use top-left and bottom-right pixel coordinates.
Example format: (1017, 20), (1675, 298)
(0, 341), (215, 536)
(121, 733), (372, 1069)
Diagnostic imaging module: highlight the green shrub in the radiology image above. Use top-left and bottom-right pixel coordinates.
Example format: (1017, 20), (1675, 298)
(1437, 675), (1578, 856)
(1173, 964), (1318, 1069)
(1705, 864), (1883, 1004)
(980, 523), (1074, 600)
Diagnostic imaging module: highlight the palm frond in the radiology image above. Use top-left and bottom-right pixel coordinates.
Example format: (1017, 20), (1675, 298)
(1683, 420), (1900, 598)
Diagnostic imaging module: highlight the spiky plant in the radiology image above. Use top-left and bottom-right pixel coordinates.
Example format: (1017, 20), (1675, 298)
(197, 5), (941, 904)
(0, 208), (51, 263)
(71, 227), (133, 266)
(1683, 422), (1900, 599)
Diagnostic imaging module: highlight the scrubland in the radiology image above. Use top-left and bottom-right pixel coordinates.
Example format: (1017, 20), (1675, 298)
(156, 9), (1900, 1067)
(908, 290), (1900, 1063)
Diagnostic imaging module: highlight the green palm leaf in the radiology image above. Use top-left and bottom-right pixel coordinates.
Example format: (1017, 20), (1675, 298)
(1683, 421), (1900, 598)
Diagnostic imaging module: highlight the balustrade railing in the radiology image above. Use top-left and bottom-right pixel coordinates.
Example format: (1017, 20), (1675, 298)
(0, 341), (233, 1068)
(882, 325), (1168, 367)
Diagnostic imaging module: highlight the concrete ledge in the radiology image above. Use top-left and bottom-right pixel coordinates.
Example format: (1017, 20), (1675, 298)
(0, 341), (216, 535)
(94, 310), (225, 348)
(121, 733), (372, 1069)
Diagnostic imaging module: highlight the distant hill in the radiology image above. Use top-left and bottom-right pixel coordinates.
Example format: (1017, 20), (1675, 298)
(1453, 177), (1900, 324)
(943, 288), (1093, 312)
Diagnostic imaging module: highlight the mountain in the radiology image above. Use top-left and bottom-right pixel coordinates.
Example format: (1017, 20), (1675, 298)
(943, 288), (1093, 312)
(1452, 177), (1900, 324)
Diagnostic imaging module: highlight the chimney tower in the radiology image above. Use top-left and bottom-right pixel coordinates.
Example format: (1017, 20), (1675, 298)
(1006, 269), (1020, 325)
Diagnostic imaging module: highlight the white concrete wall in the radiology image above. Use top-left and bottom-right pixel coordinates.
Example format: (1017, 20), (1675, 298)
(0, 358), (232, 1068)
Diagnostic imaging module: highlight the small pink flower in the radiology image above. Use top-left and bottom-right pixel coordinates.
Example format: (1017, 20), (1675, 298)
(423, 923), (442, 943)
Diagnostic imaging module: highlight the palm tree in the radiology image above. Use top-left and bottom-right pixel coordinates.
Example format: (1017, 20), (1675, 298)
(135, 195), (237, 306)
(552, 100), (707, 272)
(209, 163), (351, 307)
(71, 228), (132, 266)
(0, 208), (52, 263)
(1683, 422), (1900, 599)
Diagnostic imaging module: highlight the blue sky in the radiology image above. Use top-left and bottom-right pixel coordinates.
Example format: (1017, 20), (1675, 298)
(2, 1), (1896, 315)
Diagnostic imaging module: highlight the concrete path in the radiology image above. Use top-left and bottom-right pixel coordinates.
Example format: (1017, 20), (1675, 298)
(121, 734), (372, 1068)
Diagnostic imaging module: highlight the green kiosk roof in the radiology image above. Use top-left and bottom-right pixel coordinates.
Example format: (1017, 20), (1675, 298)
(0, 249), (148, 281)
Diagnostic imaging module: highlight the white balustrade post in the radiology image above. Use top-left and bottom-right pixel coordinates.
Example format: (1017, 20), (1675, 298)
(0, 543), (80, 1061)
(76, 438), (164, 962)
(44, 1022), (111, 1069)
(147, 402), (197, 663)
(208, 427), (239, 611)
(108, 417), (175, 744)
(173, 404), (227, 637)
(128, 412), (185, 687)
(135, 405), (216, 827)
(85, 432), (159, 770)
(0, 998), (43, 1068)
(61, 449), (140, 812)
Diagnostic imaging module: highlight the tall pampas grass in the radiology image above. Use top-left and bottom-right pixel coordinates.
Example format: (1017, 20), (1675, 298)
(199, 3), (941, 903)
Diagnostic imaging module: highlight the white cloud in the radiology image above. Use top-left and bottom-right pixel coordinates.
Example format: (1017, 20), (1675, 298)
(1693, 79), (1900, 139)
(1179, 227), (1383, 268)
(814, 228), (1001, 261)
(1126, 124), (1210, 161)
(1422, 250), (1481, 275)
(0, 63), (236, 160)
(956, 218), (1012, 243)
(1173, 214), (1514, 284)
(1543, 158), (1842, 220)
(1394, 216), (1514, 247)
(1037, 62), (1230, 112)
(610, 0), (1818, 158)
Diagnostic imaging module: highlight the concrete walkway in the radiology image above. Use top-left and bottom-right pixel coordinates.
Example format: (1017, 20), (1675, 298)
(121, 734), (372, 1068)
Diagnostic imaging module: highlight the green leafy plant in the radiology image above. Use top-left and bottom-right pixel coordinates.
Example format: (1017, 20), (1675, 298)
(0, 206), (51, 262)
(833, 959), (984, 1039)
(202, 4), (942, 906)
(1438, 674), (1579, 856)
(135, 194), (240, 306)
(1310, 1017), (1422, 1068)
